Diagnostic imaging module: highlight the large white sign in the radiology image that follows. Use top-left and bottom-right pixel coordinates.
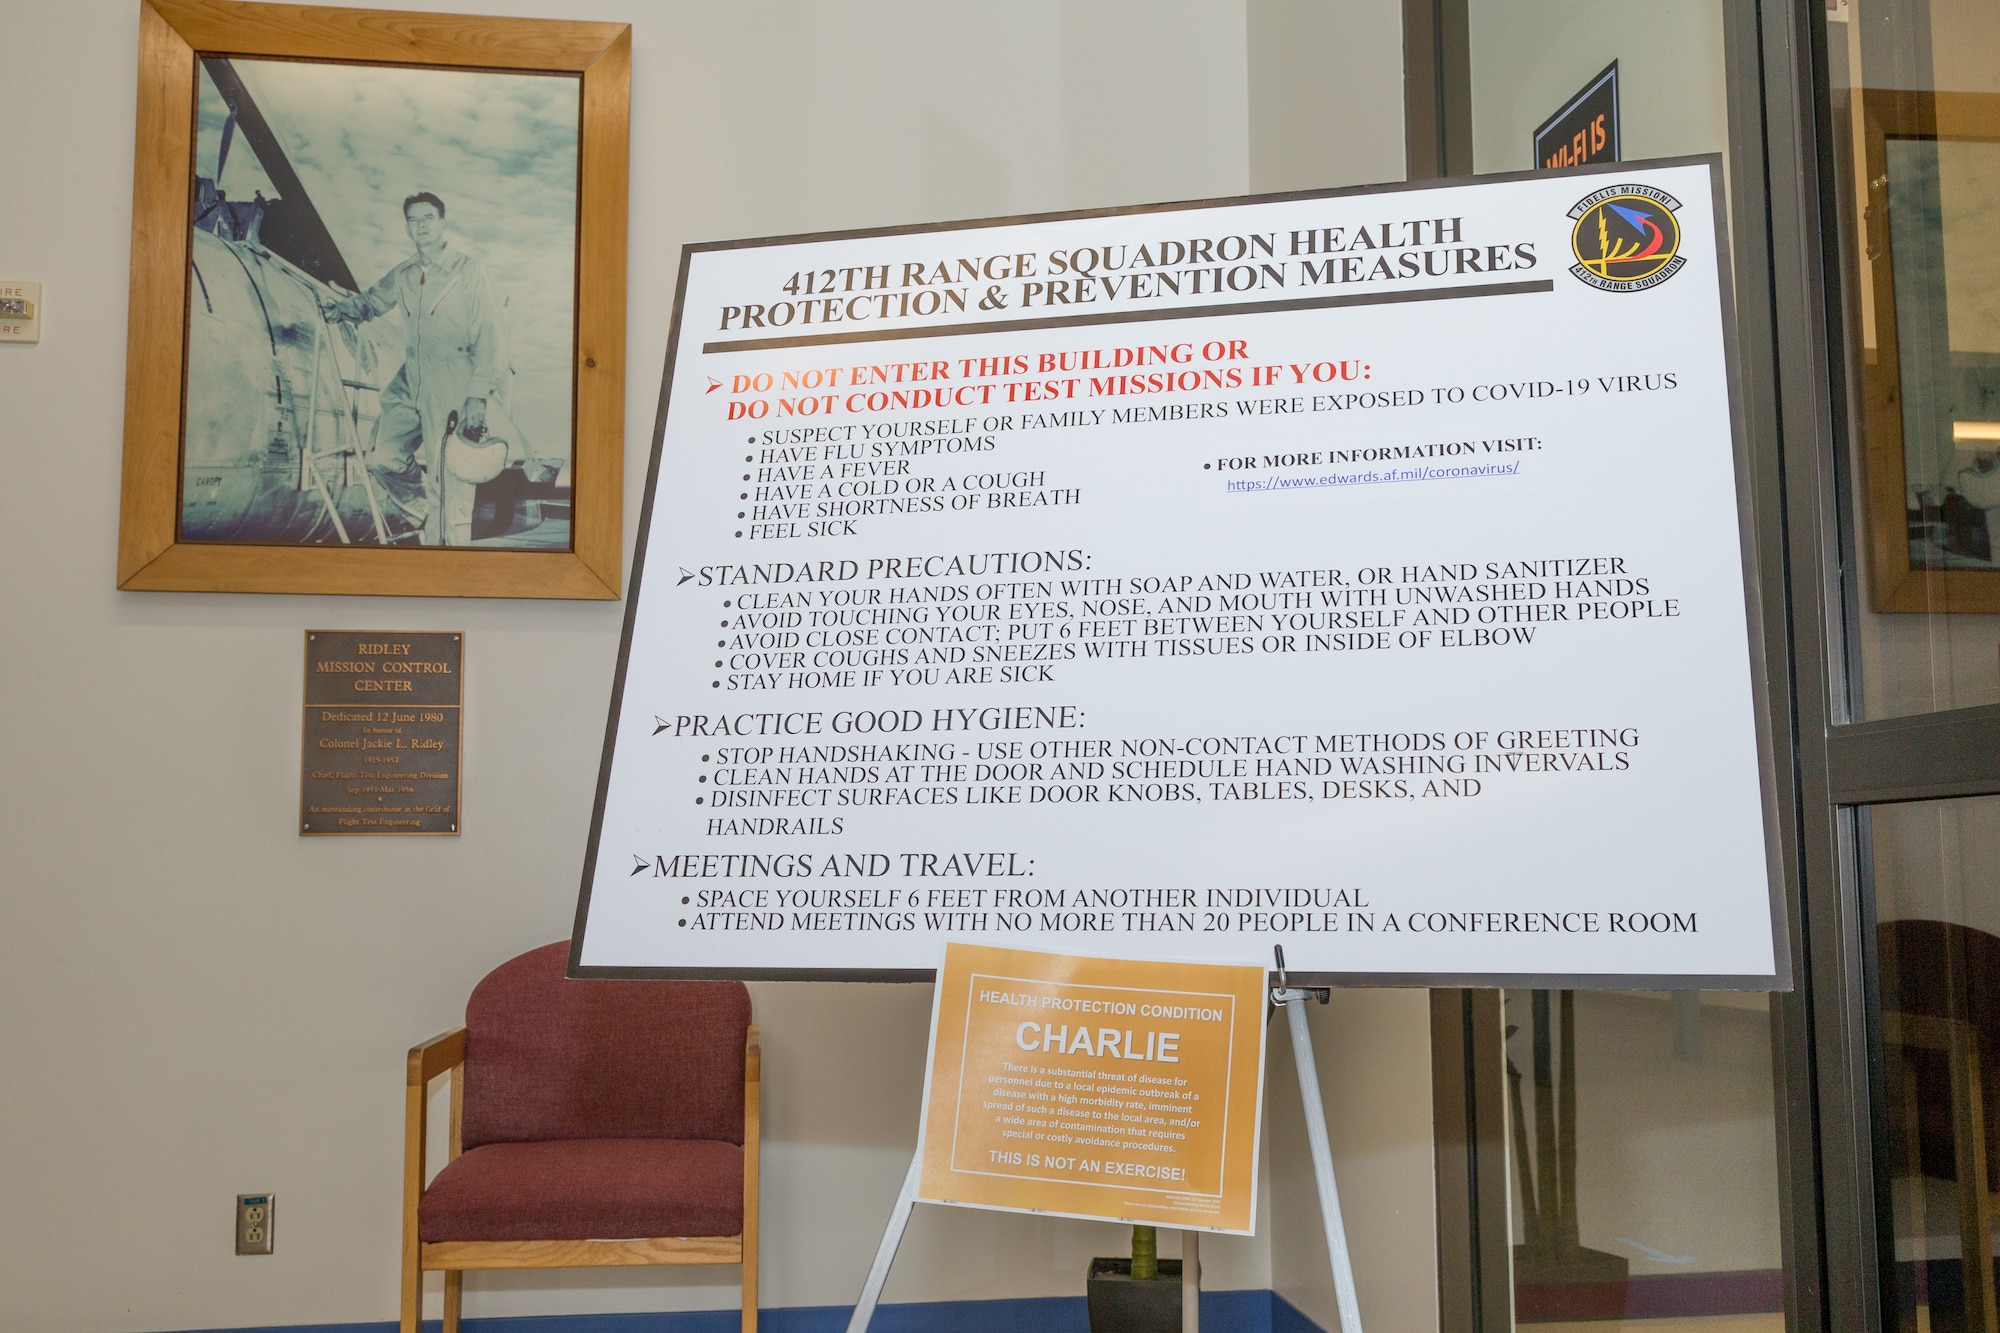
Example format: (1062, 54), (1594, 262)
(572, 159), (1782, 985)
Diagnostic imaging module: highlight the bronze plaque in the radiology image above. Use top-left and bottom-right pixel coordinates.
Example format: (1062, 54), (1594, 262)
(300, 630), (462, 836)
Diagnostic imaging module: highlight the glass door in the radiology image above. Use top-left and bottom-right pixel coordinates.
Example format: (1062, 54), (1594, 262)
(1431, 0), (2000, 1328)
(1468, 8), (1790, 1329)
(1497, 987), (1784, 1330)
(1415, 1), (2000, 1328)
(1419, 3), (1797, 1329)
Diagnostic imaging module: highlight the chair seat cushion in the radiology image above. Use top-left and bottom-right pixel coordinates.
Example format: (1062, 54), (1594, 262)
(419, 1139), (743, 1242)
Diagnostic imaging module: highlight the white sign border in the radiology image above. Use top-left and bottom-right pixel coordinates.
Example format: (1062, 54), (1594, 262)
(567, 153), (1793, 993)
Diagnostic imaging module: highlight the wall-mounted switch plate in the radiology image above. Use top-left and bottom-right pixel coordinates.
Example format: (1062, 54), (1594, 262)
(0, 281), (40, 343)
(236, 1193), (274, 1255)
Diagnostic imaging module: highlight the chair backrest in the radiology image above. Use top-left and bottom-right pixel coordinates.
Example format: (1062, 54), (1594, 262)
(1879, 917), (2000, 1026)
(461, 941), (751, 1148)
(1877, 917), (2000, 1188)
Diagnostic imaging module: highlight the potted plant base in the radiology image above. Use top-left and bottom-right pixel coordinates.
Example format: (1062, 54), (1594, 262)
(1087, 1257), (1184, 1332)
(1088, 1226), (1185, 1333)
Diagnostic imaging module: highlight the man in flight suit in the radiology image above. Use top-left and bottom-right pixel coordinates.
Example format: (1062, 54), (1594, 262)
(328, 191), (507, 545)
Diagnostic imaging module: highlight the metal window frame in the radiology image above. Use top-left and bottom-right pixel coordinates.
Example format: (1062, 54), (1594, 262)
(1403, 0), (1471, 181)
(1731, 1), (1863, 1326)
(1829, 706), (2000, 806)
(1430, 988), (1513, 1333)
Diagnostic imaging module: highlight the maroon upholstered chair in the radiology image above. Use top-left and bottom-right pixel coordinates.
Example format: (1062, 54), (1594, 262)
(401, 942), (759, 1333)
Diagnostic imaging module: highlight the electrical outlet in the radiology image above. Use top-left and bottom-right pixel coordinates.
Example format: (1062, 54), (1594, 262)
(236, 1193), (274, 1255)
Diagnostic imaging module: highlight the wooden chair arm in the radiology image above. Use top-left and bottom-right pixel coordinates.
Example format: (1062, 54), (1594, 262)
(408, 1026), (467, 1087)
(745, 1024), (761, 1084)
(404, 1026), (464, 1314)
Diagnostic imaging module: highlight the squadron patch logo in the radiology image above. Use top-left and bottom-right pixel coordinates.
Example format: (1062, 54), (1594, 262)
(1567, 185), (1685, 293)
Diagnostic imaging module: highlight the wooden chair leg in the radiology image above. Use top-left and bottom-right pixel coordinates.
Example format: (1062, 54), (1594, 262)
(443, 1270), (463, 1333)
(744, 1024), (761, 1333)
(742, 1145), (759, 1333)
(398, 1248), (420, 1333)
(744, 1152), (756, 1328)
(1950, 1023), (1999, 1333)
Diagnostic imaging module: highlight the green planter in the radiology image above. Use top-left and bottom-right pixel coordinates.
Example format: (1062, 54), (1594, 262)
(1086, 1257), (1183, 1333)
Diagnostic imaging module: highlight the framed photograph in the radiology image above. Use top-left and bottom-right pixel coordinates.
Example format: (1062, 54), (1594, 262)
(117, 0), (629, 598)
(1859, 89), (2000, 611)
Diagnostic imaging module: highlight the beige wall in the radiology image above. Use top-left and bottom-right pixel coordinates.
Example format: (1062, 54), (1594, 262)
(1247, 0), (1409, 195)
(1467, 0), (1729, 175)
(0, 1), (1446, 1330)
(1504, 991), (1785, 1279)
(1872, 794), (2000, 935)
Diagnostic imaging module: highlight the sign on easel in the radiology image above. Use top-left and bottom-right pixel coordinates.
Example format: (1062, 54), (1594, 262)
(845, 946), (1363, 1333)
(563, 161), (1783, 1333)
(917, 943), (1267, 1233)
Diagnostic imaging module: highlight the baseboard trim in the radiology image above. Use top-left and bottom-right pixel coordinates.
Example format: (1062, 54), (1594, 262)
(1513, 1269), (1787, 1322)
(161, 1289), (1327, 1333)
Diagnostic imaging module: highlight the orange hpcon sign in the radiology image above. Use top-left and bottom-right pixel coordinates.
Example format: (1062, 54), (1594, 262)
(916, 942), (1268, 1234)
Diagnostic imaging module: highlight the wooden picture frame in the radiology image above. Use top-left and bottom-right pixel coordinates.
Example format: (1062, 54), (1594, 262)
(1858, 89), (2000, 612)
(118, 0), (628, 598)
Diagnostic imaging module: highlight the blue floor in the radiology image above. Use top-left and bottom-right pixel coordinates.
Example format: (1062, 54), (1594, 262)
(194, 1289), (1324, 1333)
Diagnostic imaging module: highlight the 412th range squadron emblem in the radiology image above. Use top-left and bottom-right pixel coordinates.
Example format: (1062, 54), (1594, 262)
(1568, 184), (1685, 293)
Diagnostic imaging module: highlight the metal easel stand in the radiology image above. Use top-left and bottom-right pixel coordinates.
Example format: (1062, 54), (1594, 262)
(1272, 945), (1364, 1333)
(1183, 1229), (1201, 1333)
(842, 1157), (1212, 1333)
(842, 945), (1364, 1333)
(843, 1151), (921, 1333)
